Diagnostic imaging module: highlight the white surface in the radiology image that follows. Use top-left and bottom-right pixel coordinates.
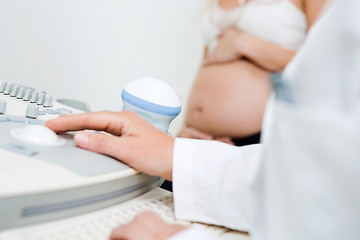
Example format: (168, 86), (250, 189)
(284, 1), (360, 111)
(0, 145), (138, 197)
(124, 77), (180, 107)
(0, 0), (205, 134)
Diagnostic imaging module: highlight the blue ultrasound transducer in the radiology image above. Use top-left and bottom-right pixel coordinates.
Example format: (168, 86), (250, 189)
(121, 77), (181, 133)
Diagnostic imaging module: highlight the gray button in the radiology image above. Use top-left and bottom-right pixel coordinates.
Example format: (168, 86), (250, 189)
(0, 81), (7, 93)
(30, 92), (39, 103)
(0, 99), (6, 114)
(3, 83), (13, 95)
(43, 96), (53, 107)
(1, 143), (38, 156)
(10, 85), (20, 97)
(37, 93), (46, 105)
(26, 104), (39, 119)
(23, 89), (34, 101)
(16, 87), (25, 99)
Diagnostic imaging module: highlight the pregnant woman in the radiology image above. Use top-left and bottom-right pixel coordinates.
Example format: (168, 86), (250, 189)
(178, 0), (328, 145)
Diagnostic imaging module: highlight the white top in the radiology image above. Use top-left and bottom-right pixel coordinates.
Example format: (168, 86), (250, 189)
(169, 0), (360, 239)
(201, 0), (308, 52)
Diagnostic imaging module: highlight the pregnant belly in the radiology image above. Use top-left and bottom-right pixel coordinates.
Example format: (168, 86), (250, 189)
(185, 60), (272, 137)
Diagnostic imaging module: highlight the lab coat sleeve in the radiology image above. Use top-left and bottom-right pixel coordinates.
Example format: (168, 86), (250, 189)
(172, 138), (262, 232)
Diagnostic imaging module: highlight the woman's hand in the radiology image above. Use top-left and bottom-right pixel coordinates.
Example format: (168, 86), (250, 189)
(46, 111), (175, 181)
(178, 125), (213, 140)
(204, 27), (249, 65)
(110, 212), (188, 240)
(178, 125), (235, 145)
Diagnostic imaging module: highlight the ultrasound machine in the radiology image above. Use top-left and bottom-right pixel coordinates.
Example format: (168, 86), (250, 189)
(0, 79), (246, 240)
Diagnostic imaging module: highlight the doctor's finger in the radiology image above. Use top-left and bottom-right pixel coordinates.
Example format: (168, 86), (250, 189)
(46, 111), (127, 135)
(74, 131), (132, 163)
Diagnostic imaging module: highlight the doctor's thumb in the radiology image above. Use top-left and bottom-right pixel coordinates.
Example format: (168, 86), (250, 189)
(74, 131), (123, 159)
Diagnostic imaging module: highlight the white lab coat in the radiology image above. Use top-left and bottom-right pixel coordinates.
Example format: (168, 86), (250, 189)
(169, 0), (360, 239)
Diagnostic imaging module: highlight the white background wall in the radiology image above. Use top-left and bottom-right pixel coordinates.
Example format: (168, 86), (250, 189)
(0, 0), (205, 134)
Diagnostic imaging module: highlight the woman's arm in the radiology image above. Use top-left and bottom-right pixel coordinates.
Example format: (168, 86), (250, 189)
(238, 32), (296, 71)
(204, 0), (329, 71)
(203, 28), (296, 71)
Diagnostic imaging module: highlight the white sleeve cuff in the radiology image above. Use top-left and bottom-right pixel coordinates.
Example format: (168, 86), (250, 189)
(172, 138), (262, 231)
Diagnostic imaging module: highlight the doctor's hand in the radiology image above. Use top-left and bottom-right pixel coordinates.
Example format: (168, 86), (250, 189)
(110, 212), (188, 240)
(46, 111), (174, 181)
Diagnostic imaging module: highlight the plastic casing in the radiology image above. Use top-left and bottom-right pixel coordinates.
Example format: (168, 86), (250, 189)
(121, 77), (181, 133)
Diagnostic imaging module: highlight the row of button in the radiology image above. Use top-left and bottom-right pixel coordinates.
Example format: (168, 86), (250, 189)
(0, 81), (53, 107)
(0, 97), (72, 118)
(0, 102), (43, 119)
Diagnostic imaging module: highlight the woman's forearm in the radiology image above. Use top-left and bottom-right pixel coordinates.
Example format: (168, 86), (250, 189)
(237, 33), (296, 72)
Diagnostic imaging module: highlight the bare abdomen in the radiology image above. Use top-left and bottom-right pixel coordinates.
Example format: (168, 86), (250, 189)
(184, 60), (272, 138)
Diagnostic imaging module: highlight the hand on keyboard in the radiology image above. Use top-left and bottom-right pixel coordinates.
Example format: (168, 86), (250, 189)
(110, 212), (188, 240)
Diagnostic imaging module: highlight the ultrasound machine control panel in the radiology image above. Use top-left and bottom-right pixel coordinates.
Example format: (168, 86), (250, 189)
(0, 80), (162, 230)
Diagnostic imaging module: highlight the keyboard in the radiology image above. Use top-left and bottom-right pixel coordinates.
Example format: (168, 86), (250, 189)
(0, 188), (249, 240)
